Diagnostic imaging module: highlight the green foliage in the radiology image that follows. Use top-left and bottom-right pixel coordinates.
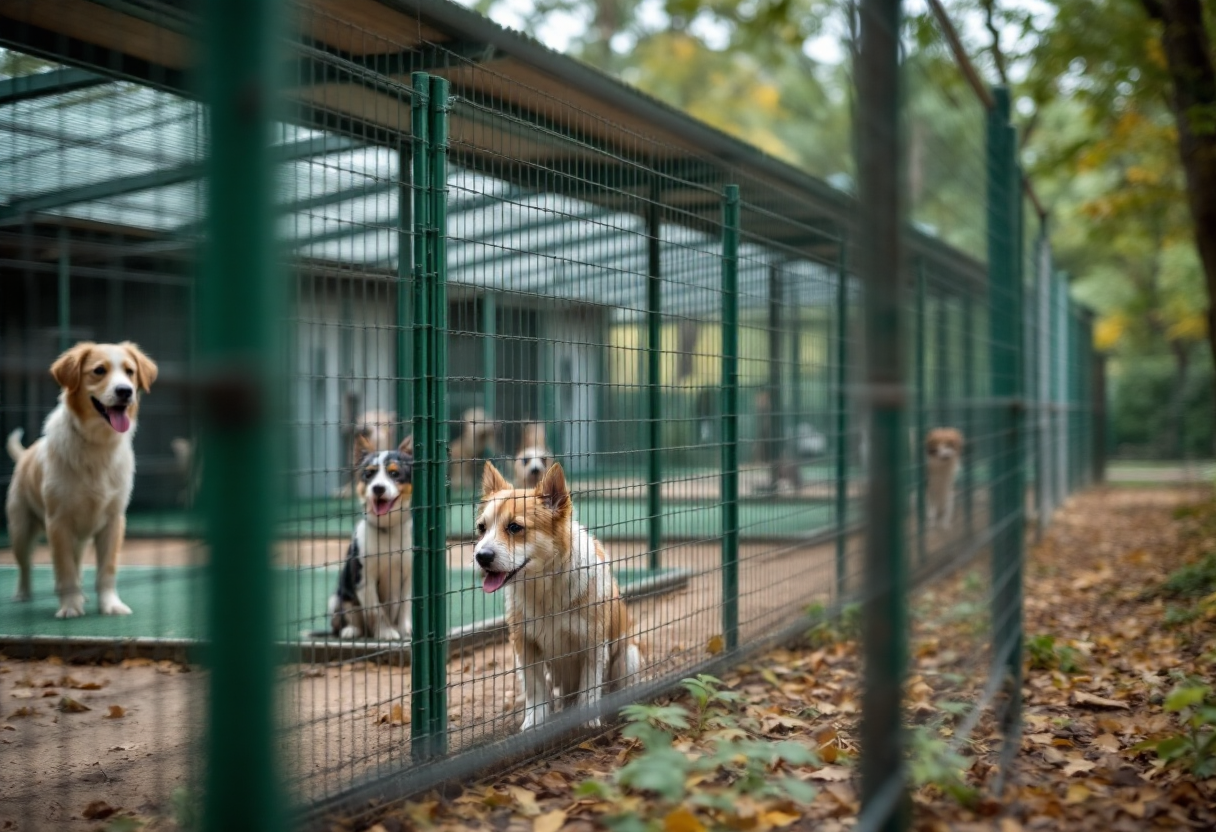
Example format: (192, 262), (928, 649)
(1026, 633), (1082, 673)
(804, 601), (862, 647)
(583, 676), (823, 830)
(1163, 552), (1216, 598)
(907, 726), (980, 808)
(1136, 684), (1216, 778)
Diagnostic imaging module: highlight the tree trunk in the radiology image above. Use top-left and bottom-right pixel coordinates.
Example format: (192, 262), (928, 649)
(1141, 0), (1216, 423)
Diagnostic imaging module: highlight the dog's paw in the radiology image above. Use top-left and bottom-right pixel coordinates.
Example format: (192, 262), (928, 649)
(99, 594), (133, 616)
(339, 625), (361, 639)
(12, 587), (31, 602)
(55, 597), (86, 619)
(375, 627), (403, 641)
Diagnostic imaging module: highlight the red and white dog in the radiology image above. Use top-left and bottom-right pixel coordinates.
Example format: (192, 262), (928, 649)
(925, 427), (964, 530)
(473, 461), (640, 730)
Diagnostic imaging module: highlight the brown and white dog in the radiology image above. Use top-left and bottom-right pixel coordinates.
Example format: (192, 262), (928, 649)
(333, 409), (398, 499)
(925, 427), (964, 530)
(474, 461), (640, 730)
(513, 422), (553, 489)
(450, 407), (497, 492)
(5, 342), (157, 618)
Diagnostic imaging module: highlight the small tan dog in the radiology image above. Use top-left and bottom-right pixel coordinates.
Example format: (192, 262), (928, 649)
(925, 427), (964, 530)
(513, 422), (553, 489)
(450, 407), (497, 492)
(5, 342), (157, 618)
(474, 461), (640, 730)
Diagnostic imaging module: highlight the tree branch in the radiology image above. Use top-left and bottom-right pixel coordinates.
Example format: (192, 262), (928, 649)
(981, 0), (1010, 86)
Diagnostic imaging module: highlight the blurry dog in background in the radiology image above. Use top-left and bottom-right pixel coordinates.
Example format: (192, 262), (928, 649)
(513, 422), (552, 489)
(474, 461), (641, 731)
(450, 407), (498, 492)
(925, 427), (964, 530)
(5, 341), (157, 618)
(170, 437), (200, 506)
(327, 433), (414, 640)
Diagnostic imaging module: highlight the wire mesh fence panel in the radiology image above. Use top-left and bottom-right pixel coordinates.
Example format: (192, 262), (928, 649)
(0, 0), (1108, 829)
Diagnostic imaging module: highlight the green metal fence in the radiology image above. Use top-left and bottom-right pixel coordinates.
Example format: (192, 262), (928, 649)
(0, 0), (1102, 829)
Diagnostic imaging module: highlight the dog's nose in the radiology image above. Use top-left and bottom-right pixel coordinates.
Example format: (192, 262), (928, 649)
(475, 550), (495, 568)
(114, 386), (133, 402)
(372, 484), (386, 497)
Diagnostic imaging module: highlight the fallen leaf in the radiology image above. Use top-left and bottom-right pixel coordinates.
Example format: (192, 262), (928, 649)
(534, 809), (567, 832)
(58, 696), (91, 714)
(707, 635), (724, 656)
(1072, 691), (1129, 710)
(82, 801), (117, 820)
(105, 706), (126, 719)
(8, 707), (37, 718)
(1062, 758), (1096, 776)
(762, 810), (801, 828)
(507, 785), (540, 817)
(664, 808), (706, 832)
(0, 724), (14, 731)
(1064, 784), (1091, 804)
(41, 690), (59, 698)
(808, 766), (852, 782)
(377, 705), (408, 726)
(1092, 733), (1121, 753)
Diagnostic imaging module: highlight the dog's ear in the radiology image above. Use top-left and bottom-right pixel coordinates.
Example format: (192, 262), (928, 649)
(399, 434), (414, 456)
(536, 462), (570, 514)
(120, 342), (158, 392)
(482, 460), (510, 497)
(354, 429), (375, 460)
(50, 342), (94, 392)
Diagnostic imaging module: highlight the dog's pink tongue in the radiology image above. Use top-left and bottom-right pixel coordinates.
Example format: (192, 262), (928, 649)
(373, 499), (394, 516)
(107, 408), (131, 433)
(482, 572), (508, 594)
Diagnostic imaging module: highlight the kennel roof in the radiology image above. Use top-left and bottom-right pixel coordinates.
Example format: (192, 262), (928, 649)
(0, 0), (985, 316)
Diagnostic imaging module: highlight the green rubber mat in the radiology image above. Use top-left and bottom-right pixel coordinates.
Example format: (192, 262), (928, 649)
(0, 564), (688, 643)
(15, 497), (841, 543)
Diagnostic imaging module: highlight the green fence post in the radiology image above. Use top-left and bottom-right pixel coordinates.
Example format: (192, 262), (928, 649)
(409, 72), (433, 758)
(856, 0), (908, 825)
(647, 179), (663, 570)
(767, 263), (783, 490)
(988, 87), (1024, 776)
(397, 145), (413, 436)
(721, 184), (740, 652)
(962, 287), (974, 533)
(834, 241), (849, 601)
(426, 74), (451, 756)
(58, 226), (70, 352)
(199, 0), (283, 827)
(914, 258), (926, 565)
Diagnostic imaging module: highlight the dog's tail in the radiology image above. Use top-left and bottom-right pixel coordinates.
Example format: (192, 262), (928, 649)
(6, 428), (25, 462)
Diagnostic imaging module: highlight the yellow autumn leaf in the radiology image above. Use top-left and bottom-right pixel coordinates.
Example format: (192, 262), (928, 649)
(507, 785), (540, 817)
(706, 635), (725, 656)
(1064, 783), (1091, 804)
(762, 810), (802, 828)
(533, 809), (567, 832)
(664, 808), (706, 832)
(1094, 316), (1125, 352)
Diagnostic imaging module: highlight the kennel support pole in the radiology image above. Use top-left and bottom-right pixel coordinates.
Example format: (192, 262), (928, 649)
(834, 242), (849, 601)
(962, 286), (974, 533)
(397, 143), (413, 434)
(647, 177), (662, 570)
(482, 292), (496, 422)
(410, 72), (434, 758)
(199, 0), (284, 827)
(720, 184), (740, 653)
(987, 86), (1025, 778)
(427, 74), (451, 755)
(856, 0), (909, 826)
(914, 258), (926, 565)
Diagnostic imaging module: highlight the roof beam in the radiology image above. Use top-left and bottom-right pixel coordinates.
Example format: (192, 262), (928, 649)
(0, 135), (360, 221)
(0, 67), (111, 106)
